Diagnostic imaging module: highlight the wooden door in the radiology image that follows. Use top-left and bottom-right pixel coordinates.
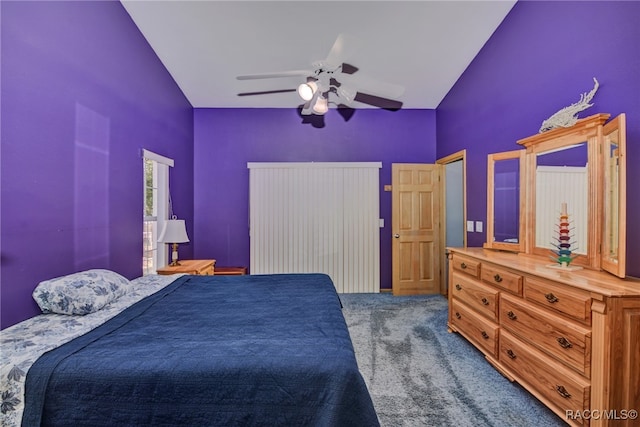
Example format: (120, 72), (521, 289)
(391, 164), (441, 295)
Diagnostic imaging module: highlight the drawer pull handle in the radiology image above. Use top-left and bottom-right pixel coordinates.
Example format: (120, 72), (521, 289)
(506, 311), (517, 321)
(481, 331), (489, 339)
(481, 297), (489, 306)
(557, 337), (573, 349)
(455, 312), (461, 319)
(555, 385), (572, 399)
(493, 274), (503, 283)
(460, 263), (467, 269)
(506, 349), (517, 359)
(545, 293), (559, 303)
(455, 284), (462, 291)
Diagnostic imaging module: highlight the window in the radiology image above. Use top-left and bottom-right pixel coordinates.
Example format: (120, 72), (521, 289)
(142, 150), (174, 275)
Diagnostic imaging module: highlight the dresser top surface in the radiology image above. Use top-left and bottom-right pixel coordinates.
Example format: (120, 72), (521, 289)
(448, 248), (640, 297)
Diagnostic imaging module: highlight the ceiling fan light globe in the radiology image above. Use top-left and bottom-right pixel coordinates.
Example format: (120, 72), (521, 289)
(313, 96), (329, 114)
(297, 81), (318, 101)
(297, 83), (313, 101)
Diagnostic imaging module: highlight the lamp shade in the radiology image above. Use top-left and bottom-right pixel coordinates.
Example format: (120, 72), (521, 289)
(158, 219), (189, 243)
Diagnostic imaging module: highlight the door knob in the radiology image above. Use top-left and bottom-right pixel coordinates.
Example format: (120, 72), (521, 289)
(394, 234), (400, 238)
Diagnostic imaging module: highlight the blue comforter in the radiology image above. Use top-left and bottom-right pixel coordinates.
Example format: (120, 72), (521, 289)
(23, 274), (379, 426)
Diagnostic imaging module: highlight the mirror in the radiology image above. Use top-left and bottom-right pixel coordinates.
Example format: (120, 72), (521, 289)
(519, 114), (610, 270)
(534, 143), (588, 257)
(485, 113), (628, 276)
(602, 114), (626, 277)
(485, 150), (525, 252)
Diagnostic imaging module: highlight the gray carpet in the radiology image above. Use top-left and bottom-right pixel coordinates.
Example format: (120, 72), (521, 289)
(340, 293), (565, 427)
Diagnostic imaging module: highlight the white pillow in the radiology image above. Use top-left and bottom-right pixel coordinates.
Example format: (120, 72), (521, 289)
(33, 269), (129, 315)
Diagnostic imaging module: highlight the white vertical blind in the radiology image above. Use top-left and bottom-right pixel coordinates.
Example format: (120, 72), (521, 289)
(535, 165), (588, 255)
(248, 162), (381, 293)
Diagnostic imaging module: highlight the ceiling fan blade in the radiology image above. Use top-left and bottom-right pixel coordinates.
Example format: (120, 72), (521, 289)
(236, 70), (312, 80)
(339, 73), (405, 100)
(237, 89), (297, 97)
(325, 33), (358, 69)
(354, 92), (403, 111)
(340, 63), (359, 75)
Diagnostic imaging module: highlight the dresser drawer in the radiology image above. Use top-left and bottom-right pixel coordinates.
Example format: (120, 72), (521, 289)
(524, 277), (591, 325)
(481, 263), (522, 296)
(452, 254), (480, 279)
(451, 299), (498, 357)
(500, 294), (591, 377)
(499, 331), (590, 424)
(451, 272), (499, 321)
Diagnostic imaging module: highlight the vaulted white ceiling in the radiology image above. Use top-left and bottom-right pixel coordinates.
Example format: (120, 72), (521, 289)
(121, 1), (516, 109)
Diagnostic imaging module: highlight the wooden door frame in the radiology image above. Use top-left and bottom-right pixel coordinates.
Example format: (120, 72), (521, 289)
(436, 150), (467, 295)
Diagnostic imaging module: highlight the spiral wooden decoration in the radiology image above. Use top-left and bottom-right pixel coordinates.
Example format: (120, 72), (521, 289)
(551, 202), (578, 267)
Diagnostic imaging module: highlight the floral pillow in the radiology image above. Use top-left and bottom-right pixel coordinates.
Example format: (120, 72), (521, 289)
(32, 269), (129, 315)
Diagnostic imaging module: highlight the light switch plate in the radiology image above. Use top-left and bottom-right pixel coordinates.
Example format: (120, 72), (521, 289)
(466, 221), (474, 232)
(475, 221), (483, 233)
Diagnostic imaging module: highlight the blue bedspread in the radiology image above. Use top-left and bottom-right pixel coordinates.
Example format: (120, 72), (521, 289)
(23, 274), (379, 426)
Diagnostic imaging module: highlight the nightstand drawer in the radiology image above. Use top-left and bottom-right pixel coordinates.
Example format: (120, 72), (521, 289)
(198, 265), (214, 275)
(451, 272), (499, 321)
(500, 294), (591, 377)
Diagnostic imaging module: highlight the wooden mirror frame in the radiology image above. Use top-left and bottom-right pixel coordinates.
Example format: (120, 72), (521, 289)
(484, 149), (525, 253)
(518, 113), (610, 269)
(601, 114), (626, 278)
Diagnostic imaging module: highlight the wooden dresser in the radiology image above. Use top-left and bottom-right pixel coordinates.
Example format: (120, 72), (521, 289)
(156, 259), (216, 276)
(448, 248), (640, 426)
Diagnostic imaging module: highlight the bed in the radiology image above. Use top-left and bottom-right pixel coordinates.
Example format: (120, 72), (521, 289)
(1, 272), (378, 426)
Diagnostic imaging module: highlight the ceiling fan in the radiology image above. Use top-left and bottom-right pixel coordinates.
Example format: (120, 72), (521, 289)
(236, 34), (405, 116)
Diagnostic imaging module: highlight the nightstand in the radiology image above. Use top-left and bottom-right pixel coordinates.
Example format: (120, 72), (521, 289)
(156, 259), (216, 276)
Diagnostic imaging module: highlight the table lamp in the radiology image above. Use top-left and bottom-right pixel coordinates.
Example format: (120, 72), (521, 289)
(158, 216), (189, 266)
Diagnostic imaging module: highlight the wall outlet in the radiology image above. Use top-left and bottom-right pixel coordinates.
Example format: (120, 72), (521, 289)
(475, 221), (483, 233)
(466, 221), (474, 232)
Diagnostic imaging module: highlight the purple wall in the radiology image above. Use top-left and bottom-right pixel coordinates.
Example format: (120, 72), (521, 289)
(193, 108), (436, 290)
(1, 1), (194, 328)
(3, 1), (638, 329)
(437, 1), (640, 277)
